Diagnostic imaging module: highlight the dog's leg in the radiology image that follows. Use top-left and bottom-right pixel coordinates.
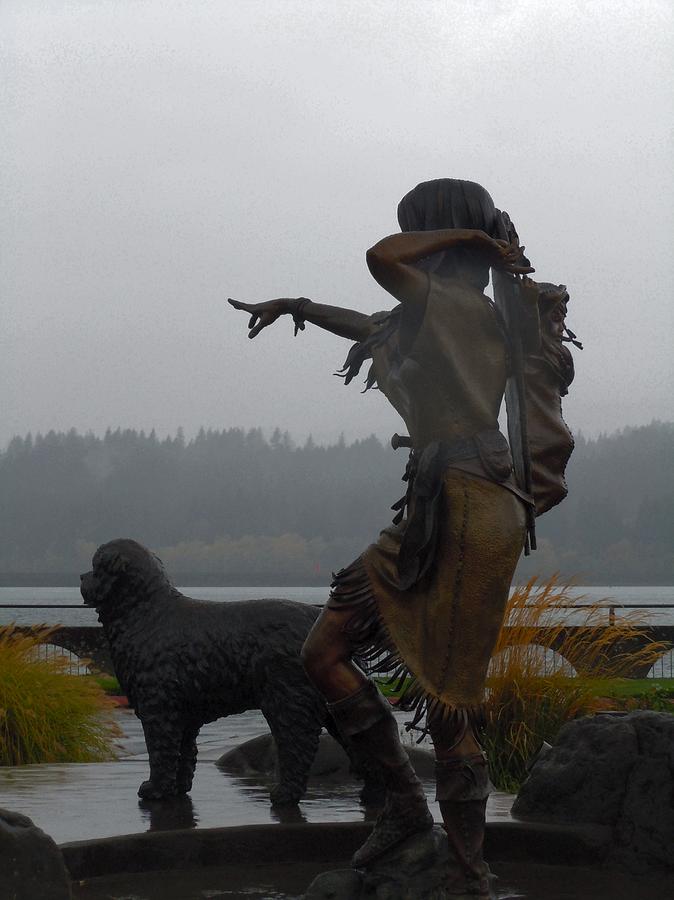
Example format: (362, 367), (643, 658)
(262, 691), (323, 807)
(138, 712), (182, 800)
(176, 724), (200, 794)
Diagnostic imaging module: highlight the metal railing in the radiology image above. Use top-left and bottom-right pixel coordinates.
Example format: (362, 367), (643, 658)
(526, 602), (674, 627)
(2, 602), (673, 678)
(30, 642), (91, 676)
(3, 601), (673, 615)
(0, 604), (85, 608)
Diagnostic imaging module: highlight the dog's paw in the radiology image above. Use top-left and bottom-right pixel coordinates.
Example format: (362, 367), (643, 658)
(174, 781), (192, 795)
(138, 780), (173, 800)
(270, 784), (302, 808)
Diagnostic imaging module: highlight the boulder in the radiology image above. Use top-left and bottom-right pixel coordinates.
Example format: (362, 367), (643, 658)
(217, 732), (435, 781)
(304, 826), (461, 899)
(304, 867), (363, 899)
(512, 711), (674, 872)
(0, 808), (71, 900)
(216, 733), (278, 776)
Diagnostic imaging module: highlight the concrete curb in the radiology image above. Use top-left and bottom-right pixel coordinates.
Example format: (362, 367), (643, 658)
(60, 820), (610, 881)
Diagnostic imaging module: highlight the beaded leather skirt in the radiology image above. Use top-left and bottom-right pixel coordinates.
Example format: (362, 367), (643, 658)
(327, 469), (526, 732)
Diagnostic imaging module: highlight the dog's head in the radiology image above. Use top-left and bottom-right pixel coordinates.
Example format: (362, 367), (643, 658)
(80, 538), (171, 614)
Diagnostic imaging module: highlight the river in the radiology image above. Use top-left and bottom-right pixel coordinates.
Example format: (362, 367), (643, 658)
(1, 584), (672, 626)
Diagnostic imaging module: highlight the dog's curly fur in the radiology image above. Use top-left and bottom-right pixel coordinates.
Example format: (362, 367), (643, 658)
(81, 538), (367, 805)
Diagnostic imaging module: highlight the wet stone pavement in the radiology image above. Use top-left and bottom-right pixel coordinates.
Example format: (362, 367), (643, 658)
(0, 707), (514, 844)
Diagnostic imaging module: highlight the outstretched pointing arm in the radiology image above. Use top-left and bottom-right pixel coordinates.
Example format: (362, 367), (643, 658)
(228, 297), (375, 342)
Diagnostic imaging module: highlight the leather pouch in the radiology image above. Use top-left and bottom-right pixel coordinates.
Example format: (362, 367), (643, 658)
(474, 431), (512, 482)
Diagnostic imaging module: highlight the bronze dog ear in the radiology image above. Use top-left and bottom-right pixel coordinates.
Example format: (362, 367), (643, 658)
(97, 551), (129, 576)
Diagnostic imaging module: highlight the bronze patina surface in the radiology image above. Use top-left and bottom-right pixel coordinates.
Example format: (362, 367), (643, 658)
(230, 178), (576, 897)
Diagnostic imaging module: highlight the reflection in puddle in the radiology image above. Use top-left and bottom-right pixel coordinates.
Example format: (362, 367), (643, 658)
(0, 708), (513, 844)
(269, 804), (307, 825)
(138, 795), (198, 831)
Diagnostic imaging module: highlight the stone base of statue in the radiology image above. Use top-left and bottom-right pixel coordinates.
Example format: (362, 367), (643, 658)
(303, 824), (494, 899)
(512, 710), (674, 873)
(0, 808), (72, 900)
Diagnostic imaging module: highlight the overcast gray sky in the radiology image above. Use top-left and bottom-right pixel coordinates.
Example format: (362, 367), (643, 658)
(2, 0), (673, 448)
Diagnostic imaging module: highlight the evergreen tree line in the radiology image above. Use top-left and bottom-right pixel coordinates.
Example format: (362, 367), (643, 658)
(0, 421), (672, 583)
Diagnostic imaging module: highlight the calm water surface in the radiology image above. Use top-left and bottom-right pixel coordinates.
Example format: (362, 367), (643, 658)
(1, 584), (673, 626)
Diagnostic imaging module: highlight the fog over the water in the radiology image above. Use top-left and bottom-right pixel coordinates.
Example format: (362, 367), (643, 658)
(2, 1), (673, 447)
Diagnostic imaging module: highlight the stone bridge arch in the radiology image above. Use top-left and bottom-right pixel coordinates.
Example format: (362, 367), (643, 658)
(17, 626), (114, 675)
(499, 625), (674, 679)
(488, 641), (576, 677)
(31, 641), (91, 675)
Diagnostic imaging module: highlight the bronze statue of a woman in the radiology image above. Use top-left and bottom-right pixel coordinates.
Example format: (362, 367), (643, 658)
(230, 179), (543, 899)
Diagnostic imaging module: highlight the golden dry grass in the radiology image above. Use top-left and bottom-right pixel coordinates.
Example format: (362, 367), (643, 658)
(0, 625), (119, 765)
(483, 576), (667, 791)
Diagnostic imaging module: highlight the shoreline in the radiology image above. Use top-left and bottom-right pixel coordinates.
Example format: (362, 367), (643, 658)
(2, 574), (674, 589)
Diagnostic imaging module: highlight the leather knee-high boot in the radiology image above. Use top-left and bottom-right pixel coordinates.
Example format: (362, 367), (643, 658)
(435, 752), (492, 899)
(327, 680), (433, 867)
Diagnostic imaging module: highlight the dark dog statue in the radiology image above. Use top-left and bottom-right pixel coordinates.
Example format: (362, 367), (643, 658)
(81, 538), (374, 805)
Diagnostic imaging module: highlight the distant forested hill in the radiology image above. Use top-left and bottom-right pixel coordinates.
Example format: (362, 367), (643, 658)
(1, 422), (672, 584)
(517, 421), (674, 584)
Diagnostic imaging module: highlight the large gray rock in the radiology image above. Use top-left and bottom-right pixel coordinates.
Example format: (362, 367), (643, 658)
(512, 711), (674, 872)
(304, 826), (473, 900)
(217, 732), (436, 781)
(304, 867), (363, 899)
(0, 808), (71, 900)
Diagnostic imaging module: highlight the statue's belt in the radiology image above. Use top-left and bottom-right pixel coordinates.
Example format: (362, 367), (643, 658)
(390, 429), (531, 591)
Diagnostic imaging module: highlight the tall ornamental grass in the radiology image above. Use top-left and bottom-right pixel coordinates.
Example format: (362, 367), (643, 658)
(0, 625), (118, 765)
(483, 577), (666, 792)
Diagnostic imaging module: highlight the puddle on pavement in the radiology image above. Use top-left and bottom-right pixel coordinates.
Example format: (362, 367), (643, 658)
(0, 708), (514, 844)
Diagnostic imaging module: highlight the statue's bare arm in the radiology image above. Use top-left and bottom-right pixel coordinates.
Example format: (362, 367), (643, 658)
(229, 229), (531, 340)
(366, 228), (533, 308)
(228, 297), (375, 342)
